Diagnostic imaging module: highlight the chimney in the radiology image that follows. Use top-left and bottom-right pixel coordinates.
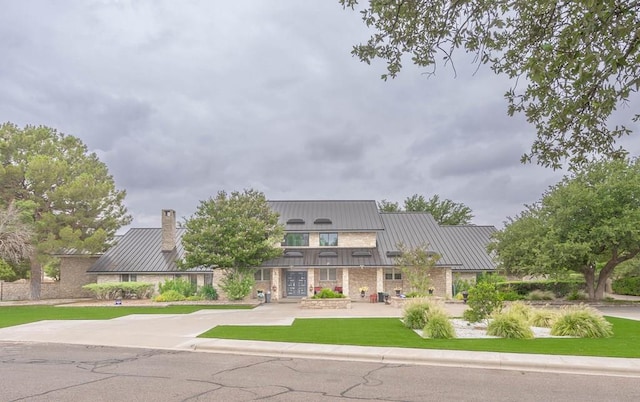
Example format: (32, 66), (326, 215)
(161, 209), (176, 252)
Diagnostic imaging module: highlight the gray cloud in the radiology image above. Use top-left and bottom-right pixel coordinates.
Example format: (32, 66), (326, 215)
(0, 0), (588, 232)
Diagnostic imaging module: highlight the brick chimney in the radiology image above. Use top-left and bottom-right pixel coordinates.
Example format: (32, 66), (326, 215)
(161, 209), (176, 252)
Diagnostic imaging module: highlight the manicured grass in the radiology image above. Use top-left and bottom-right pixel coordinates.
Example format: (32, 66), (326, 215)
(199, 317), (640, 358)
(0, 305), (253, 329)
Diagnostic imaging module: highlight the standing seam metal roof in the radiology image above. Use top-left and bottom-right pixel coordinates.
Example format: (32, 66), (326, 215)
(268, 200), (384, 231)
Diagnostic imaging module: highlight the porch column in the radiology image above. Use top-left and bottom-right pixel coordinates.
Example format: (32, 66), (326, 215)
(445, 268), (453, 299)
(376, 267), (384, 293)
(342, 268), (350, 297)
(307, 269), (315, 297)
(271, 268), (281, 301)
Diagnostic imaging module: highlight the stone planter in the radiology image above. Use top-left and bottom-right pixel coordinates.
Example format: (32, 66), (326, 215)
(300, 297), (352, 309)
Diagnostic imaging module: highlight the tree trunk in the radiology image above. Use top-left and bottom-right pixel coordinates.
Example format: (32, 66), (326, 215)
(583, 266), (596, 300)
(29, 253), (41, 300)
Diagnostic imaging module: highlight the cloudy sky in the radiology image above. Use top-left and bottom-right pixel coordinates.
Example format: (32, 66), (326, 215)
(2, 1), (637, 232)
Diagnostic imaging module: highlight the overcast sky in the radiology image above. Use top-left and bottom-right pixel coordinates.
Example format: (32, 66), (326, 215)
(2, 1), (637, 232)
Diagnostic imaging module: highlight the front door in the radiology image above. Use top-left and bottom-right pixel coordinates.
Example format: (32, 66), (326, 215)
(285, 271), (307, 297)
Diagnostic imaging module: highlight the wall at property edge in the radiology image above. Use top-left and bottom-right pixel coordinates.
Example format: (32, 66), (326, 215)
(0, 256), (98, 301)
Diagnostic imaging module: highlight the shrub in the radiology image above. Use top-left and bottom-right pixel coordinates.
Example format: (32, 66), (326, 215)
(403, 300), (432, 329)
(462, 281), (503, 323)
(487, 312), (534, 339)
(0, 259), (17, 282)
(198, 284), (219, 300)
(312, 288), (345, 299)
(525, 290), (555, 301)
(186, 295), (204, 301)
(499, 290), (524, 301)
(82, 282), (154, 299)
(611, 277), (640, 296)
(159, 278), (196, 297)
(154, 290), (186, 302)
(496, 279), (585, 298)
(423, 310), (455, 339)
(551, 305), (613, 338)
(404, 291), (427, 298)
(220, 270), (254, 300)
(529, 308), (559, 328)
(565, 289), (588, 301)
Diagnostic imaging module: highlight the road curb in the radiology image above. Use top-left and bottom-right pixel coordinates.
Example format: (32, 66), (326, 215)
(192, 339), (640, 378)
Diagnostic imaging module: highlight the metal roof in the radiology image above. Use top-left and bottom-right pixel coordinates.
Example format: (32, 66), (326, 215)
(268, 200), (384, 231)
(377, 213), (458, 266)
(88, 228), (212, 274)
(440, 225), (498, 271)
(88, 204), (497, 274)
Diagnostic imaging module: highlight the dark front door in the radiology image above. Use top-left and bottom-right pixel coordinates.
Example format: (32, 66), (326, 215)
(286, 271), (307, 297)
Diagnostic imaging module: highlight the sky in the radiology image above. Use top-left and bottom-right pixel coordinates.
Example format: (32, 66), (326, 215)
(1, 1), (637, 232)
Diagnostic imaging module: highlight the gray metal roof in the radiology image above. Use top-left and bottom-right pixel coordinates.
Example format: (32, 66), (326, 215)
(261, 248), (383, 268)
(268, 200), (384, 232)
(440, 225), (498, 271)
(88, 228), (212, 274)
(377, 213), (458, 266)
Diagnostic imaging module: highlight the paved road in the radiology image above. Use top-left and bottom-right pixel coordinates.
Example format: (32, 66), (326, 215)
(1, 302), (640, 378)
(1, 342), (639, 402)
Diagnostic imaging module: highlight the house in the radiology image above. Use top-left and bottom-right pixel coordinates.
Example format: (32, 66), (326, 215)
(87, 201), (497, 300)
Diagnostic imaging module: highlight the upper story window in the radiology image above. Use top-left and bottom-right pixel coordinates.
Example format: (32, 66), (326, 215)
(283, 233), (309, 246)
(319, 233), (338, 247)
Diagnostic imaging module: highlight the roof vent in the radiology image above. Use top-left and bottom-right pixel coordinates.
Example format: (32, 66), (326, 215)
(386, 251), (402, 257)
(318, 251), (338, 258)
(286, 218), (305, 224)
(314, 218), (332, 224)
(284, 250), (303, 258)
(352, 251), (372, 257)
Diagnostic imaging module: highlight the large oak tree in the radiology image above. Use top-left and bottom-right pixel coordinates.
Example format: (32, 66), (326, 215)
(0, 123), (131, 298)
(341, 0), (640, 169)
(490, 158), (640, 300)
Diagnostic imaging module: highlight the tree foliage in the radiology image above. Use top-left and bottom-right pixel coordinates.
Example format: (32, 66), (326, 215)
(181, 189), (284, 270)
(341, 0), (640, 169)
(0, 123), (131, 298)
(394, 243), (440, 294)
(490, 158), (640, 300)
(378, 194), (473, 225)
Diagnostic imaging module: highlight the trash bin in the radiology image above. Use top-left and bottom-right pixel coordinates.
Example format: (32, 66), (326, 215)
(265, 291), (271, 303)
(378, 292), (384, 303)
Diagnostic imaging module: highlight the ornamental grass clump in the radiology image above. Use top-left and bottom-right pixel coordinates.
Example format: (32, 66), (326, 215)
(487, 312), (534, 339)
(504, 301), (533, 321)
(529, 308), (560, 328)
(403, 300), (432, 329)
(551, 305), (613, 338)
(423, 310), (455, 339)
(525, 290), (555, 301)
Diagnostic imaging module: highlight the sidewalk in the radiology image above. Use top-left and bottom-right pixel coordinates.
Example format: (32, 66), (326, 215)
(1, 300), (639, 378)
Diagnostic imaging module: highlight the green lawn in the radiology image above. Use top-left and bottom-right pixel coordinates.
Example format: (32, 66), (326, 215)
(199, 317), (640, 358)
(0, 305), (253, 329)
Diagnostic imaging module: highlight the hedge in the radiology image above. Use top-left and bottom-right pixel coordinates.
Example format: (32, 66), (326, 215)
(612, 277), (640, 296)
(496, 279), (585, 297)
(82, 282), (155, 299)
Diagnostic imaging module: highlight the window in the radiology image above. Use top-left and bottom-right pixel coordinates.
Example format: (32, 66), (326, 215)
(254, 268), (269, 281)
(283, 233), (309, 246)
(204, 274), (213, 286)
(384, 268), (402, 280)
(120, 274), (137, 282)
(319, 268), (337, 281)
(319, 233), (338, 246)
(190, 275), (197, 288)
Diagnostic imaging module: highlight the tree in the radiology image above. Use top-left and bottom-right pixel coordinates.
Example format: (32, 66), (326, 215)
(0, 202), (33, 265)
(0, 123), (131, 299)
(340, 1), (640, 169)
(379, 194), (473, 224)
(490, 158), (640, 300)
(405, 194), (473, 225)
(394, 243), (441, 294)
(377, 199), (400, 212)
(180, 189), (284, 299)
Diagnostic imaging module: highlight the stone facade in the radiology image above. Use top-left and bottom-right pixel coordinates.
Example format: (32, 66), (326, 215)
(300, 297), (352, 309)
